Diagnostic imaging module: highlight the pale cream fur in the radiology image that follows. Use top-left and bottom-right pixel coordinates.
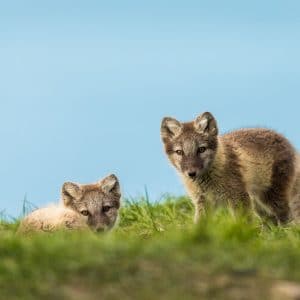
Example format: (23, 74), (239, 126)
(17, 204), (88, 234)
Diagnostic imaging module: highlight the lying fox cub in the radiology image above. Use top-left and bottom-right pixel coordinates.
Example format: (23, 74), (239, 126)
(18, 174), (121, 234)
(161, 111), (300, 225)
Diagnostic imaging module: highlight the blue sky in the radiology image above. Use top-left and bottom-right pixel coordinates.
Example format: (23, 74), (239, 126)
(1, 1), (300, 216)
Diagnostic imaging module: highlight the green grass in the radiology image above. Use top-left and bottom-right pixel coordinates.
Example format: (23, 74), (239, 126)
(1, 196), (300, 299)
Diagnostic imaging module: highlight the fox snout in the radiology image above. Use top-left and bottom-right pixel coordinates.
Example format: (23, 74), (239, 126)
(185, 169), (200, 179)
(182, 160), (204, 179)
(187, 170), (197, 179)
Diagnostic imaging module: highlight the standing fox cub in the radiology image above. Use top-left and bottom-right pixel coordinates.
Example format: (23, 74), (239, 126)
(161, 112), (300, 225)
(18, 174), (121, 234)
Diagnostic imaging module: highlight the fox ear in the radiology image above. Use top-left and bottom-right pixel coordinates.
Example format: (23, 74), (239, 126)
(161, 117), (183, 141)
(100, 174), (121, 195)
(194, 112), (218, 136)
(62, 182), (82, 206)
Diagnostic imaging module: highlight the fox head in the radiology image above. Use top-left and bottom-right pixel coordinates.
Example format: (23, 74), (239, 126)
(62, 174), (121, 232)
(161, 112), (219, 180)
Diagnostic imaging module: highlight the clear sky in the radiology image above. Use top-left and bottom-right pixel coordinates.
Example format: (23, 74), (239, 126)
(1, 1), (300, 217)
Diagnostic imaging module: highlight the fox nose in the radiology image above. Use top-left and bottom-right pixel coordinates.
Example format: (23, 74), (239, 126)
(188, 171), (197, 179)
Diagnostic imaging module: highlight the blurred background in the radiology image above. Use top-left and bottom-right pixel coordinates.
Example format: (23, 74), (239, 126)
(1, 0), (300, 216)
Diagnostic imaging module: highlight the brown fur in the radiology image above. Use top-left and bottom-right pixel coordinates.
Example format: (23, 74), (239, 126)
(18, 174), (121, 234)
(161, 112), (299, 225)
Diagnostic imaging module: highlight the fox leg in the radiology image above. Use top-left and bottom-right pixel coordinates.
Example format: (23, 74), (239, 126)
(260, 188), (291, 225)
(193, 194), (206, 223)
(248, 188), (281, 225)
(289, 169), (300, 223)
(289, 193), (300, 223)
(253, 200), (278, 225)
(259, 159), (295, 225)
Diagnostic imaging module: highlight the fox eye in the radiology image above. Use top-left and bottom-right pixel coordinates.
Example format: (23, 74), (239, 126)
(198, 147), (206, 154)
(175, 150), (184, 156)
(102, 206), (112, 213)
(81, 210), (90, 216)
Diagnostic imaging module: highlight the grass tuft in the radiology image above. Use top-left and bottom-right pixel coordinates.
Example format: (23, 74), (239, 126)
(1, 196), (300, 299)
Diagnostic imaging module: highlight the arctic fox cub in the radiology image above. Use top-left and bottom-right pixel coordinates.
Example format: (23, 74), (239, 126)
(18, 174), (121, 233)
(161, 112), (300, 224)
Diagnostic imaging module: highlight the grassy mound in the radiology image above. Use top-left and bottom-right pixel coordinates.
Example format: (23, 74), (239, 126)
(1, 196), (300, 299)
